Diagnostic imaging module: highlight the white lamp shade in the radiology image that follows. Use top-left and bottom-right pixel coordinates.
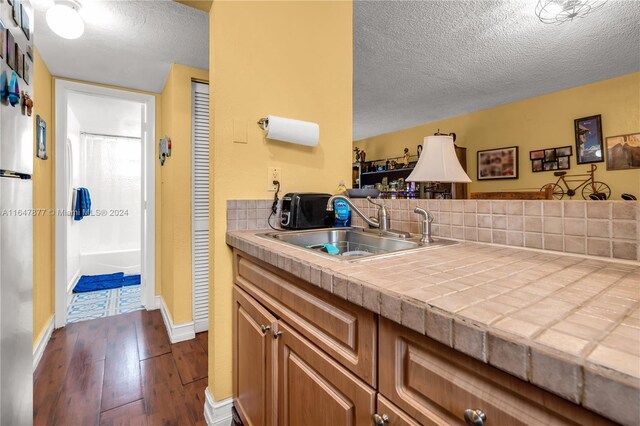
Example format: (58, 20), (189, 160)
(406, 135), (471, 183)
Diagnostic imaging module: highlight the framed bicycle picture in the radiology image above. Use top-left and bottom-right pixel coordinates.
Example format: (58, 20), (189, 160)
(477, 146), (519, 180)
(574, 115), (604, 164)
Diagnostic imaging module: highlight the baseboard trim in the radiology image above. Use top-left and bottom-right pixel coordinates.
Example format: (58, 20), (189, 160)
(194, 318), (209, 333)
(204, 388), (233, 426)
(159, 296), (195, 343)
(67, 269), (81, 301)
(147, 294), (162, 311)
(33, 315), (54, 371)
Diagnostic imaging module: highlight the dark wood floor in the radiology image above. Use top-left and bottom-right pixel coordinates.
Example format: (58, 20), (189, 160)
(34, 310), (209, 426)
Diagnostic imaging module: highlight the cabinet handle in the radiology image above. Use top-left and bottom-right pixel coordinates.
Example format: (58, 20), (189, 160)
(464, 409), (487, 426)
(260, 325), (271, 333)
(272, 330), (282, 339)
(372, 413), (389, 425)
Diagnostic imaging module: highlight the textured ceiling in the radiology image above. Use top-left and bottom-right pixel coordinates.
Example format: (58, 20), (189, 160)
(68, 92), (142, 137)
(354, 1), (640, 140)
(33, 0), (208, 93)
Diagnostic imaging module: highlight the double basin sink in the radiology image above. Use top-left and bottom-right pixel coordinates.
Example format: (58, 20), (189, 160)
(260, 227), (456, 260)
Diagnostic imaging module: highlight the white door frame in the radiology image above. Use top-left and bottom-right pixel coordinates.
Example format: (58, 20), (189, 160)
(54, 80), (156, 328)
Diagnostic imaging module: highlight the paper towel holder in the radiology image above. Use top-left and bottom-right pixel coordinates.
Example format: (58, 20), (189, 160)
(257, 117), (269, 130)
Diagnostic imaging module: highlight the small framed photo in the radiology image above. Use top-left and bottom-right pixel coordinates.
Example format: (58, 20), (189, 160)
(575, 115), (604, 164)
(556, 146), (572, 157)
(530, 150), (544, 160)
(23, 56), (29, 84)
(543, 161), (558, 171)
(20, 3), (29, 40)
(36, 115), (47, 160)
(15, 44), (22, 78)
(0, 21), (5, 59)
(477, 146), (519, 180)
(26, 43), (32, 60)
(532, 159), (543, 172)
(606, 133), (640, 170)
(558, 156), (570, 170)
(6, 29), (14, 70)
(11, 0), (20, 26)
(544, 148), (556, 162)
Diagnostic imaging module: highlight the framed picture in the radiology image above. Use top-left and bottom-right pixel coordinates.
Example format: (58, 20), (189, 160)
(20, 3), (29, 40)
(15, 44), (22, 78)
(543, 161), (558, 171)
(532, 159), (543, 172)
(575, 115), (604, 164)
(477, 146), (519, 180)
(556, 146), (572, 157)
(557, 156), (570, 170)
(26, 43), (32, 60)
(0, 21), (4, 59)
(544, 148), (556, 162)
(605, 133), (640, 170)
(530, 150), (544, 160)
(11, 0), (20, 26)
(6, 29), (14, 70)
(23, 56), (29, 84)
(36, 115), (47, 160)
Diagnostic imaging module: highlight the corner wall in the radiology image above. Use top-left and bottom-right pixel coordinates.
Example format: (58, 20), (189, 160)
(354, 73), (640, 199)
(208, 0), (353, 401)
(33, 49), (54, 347)
(160, 64), (208, 325)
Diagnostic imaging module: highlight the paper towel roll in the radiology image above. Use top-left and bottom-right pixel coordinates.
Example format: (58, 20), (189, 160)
(264, 115), (319, 147)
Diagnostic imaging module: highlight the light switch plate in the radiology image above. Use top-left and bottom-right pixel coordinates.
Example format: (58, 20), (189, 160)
(233, 119), (248, 144)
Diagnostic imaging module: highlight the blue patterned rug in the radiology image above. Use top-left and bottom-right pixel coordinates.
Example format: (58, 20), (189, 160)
(67, 285), (143, 324)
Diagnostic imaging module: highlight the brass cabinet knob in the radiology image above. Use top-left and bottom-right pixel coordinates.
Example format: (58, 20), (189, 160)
(464, 409), (487, 426)
(272, 330), (282, 339)
(260, 324), (271, 333)
(372, 413), (389, 425)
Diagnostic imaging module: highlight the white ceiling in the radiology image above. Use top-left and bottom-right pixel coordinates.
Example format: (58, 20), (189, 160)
(32, 0), (208, 93)
(354, 1), (640, 140)
(68, 92), (142, 137)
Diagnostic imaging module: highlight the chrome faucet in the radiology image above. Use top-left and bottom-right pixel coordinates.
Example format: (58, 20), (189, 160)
(326, 195), (410, 238)
(414, 207), (434, 243)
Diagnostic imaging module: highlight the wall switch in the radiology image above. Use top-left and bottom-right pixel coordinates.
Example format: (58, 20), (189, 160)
(267, 167), (281, 191)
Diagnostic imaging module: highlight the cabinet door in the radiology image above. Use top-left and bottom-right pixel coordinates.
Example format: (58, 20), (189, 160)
(233, 287), (278, 426)
(278, 322), (376, 426)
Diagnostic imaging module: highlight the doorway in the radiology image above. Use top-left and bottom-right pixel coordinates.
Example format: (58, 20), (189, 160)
(54, 80), (156, 328)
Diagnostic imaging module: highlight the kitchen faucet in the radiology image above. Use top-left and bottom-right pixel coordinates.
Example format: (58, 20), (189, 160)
(326, 195), (410, 238)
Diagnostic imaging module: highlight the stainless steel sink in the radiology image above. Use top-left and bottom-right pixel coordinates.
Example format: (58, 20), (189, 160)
(259, 228), (456, 259)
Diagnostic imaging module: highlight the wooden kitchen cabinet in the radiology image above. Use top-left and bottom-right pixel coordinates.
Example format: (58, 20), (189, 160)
(378, 317), (614, 426)
(278, 322), (376, 426)
(233, 287), (278, 426)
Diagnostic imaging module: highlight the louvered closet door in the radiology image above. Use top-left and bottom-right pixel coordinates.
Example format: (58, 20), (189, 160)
(192, 81), (210, 333)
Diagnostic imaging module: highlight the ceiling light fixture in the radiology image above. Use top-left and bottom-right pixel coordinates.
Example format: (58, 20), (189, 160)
(46, 0), (85, 39)
(535, 0), (608, 24)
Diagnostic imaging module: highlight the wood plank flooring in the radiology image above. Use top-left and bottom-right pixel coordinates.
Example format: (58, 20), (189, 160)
(34, 310), (209, 426)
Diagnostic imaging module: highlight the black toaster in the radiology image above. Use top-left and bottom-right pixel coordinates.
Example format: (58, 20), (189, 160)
(280, 193), (335, 230)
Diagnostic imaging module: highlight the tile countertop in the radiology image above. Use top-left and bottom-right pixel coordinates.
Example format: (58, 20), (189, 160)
(227, 229), (640, 425)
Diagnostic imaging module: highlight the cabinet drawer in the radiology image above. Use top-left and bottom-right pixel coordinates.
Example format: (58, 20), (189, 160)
(376, 395), (420, 426)
(233, 250), (377, 386)
(278, 322), (376, 426)
(379, 318), (614, 426)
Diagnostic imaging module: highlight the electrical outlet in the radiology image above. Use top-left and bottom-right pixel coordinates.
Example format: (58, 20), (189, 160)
(267, 167), (281, 191)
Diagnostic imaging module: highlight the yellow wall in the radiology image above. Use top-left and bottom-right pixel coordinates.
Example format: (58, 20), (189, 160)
(176, 0), (211, 13)
(354, 73), (640, 199)
(208, 0), (353, 400)
(160, 64), (208, 324)
(33, 49), (54, 347)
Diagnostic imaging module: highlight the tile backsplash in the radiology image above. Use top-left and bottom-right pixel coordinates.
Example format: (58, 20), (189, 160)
(227, 199), (639, 262)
